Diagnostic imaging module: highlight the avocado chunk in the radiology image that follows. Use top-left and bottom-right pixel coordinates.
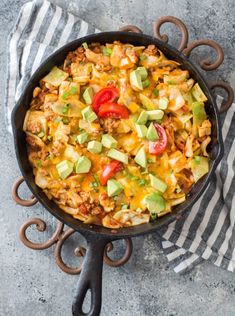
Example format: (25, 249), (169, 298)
(149, 174), (167, 193)
(135, 67), (148, 80)
(192, 101), (207, 126)
(146, 109), (164, 121)
(101, 134), (117, 148)
(81, 106), (97, 122)
(134, 147), (147, 168)
(143, 192), (166, 213)
(159, 97), (169, 110)
(108, 149), (128, 164)
(136, 110), (148, 125)
(146, 123), (159, 141)
(130, 70), (143, 90)
(83, 87), (94, 104)
(76, 132), (89, 144)
(139, 93), (155, 110)
(87, 141), (102, 154)
(135, 124), (148, 138)
(107, 179), (123, 197)
(191, 156), (209, 182)
(191, 83), (207, 102)
(75, 156), (91, 174)
(56, 160), (74, 179)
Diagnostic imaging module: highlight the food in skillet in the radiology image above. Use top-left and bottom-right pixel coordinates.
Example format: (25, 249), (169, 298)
(23, 41), (211, 228)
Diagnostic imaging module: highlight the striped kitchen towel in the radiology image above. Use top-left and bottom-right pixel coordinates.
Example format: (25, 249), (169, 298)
(5, 0), (235, 273)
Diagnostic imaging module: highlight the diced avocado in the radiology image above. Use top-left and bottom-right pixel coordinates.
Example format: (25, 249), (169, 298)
(146, 123), (159, 141)
(83, 87), (94, 104)
(139, 94), (155, 110)
(87, 141), (102, 154)
(101, 134), (117, 148)
(135, 67), (148, 80)
(81, 106), (97, 122)
(134, 147), (147, 168)
(192, 101), (207, 135)
(143, 192), (166, 213)
(146, 109), (164, 121)
(76, 132), (89, 144)
(135, 124), (147, 138)
(136, 110), (148, 125)
(191, 156), (209, 182)
(108, 149), (128, 164)
(159, 97), (169, 110)
(42, 66), (68, 87)
(191, 83), (208, 102)
(130, 70), (143, 90)
(56, 160), (74, 179)
(107, 179), (123, 197)
(149, 174), (167, 193)
(75, 156), (91, 173)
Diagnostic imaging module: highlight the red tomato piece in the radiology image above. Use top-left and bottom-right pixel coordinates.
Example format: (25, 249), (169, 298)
(92, 87), (119, 113)
(100, 160), (123, 185)
(148, 123), (168, 155)
(98, 102), (129, 119)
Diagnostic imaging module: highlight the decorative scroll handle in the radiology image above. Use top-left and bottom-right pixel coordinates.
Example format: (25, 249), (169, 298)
(183, 39), (224, 71)
(153, 16), (189, 51)
(12, 176), (37, 206)
(119, 25), (143, 33)
(209, 81), (234, 114)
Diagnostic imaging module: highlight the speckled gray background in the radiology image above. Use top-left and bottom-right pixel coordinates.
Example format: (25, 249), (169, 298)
(1, 0), (235, 315)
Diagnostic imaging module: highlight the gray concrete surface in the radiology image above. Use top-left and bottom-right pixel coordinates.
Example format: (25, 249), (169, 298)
(1, 0), (235, 315)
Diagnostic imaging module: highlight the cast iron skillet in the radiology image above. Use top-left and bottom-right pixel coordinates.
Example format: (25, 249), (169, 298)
(11, 16), (234, 316)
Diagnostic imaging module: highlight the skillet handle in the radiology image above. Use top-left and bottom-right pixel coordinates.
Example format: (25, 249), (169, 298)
(72, 237), (109, 316)
(209, 81), (234, 114)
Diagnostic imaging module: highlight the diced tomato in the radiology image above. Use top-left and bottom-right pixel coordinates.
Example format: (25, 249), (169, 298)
(148, 123), (168, 155)
(92, 87), (119, 113)
(98, 102), (129, 119)
(100, 160), (123, 185)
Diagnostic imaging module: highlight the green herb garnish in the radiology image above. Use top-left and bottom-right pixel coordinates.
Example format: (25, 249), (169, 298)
(137, 179), (147, 186)
(62, 92), (69, 100)
(70, 86), (78, 95)
(102, 47), (113, 56)
(167, 80), (177, 85)
(36, 160), (42, 167)
(62, 118), (70, 125)
(47, 135), (52, 142)
(153, 88), (159, 97)
(194, 156), (201, 164)
(151, 213), (157, 220)
(62, 103), (70, 114)
(121, 204), (129, 209)
(68, 77), (73, 82)
(142, 79), (150, 88)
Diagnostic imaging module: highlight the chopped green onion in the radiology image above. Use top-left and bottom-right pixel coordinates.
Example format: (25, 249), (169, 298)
(137, 179), (147, 186)
(151, 213), (157, 220)
(153, 88), (159, 97)
(93, 174), (100, 185)
(147, 158), (153, 163)
(62, 103), (70, 114)
(36, 160), (42, 167)
(142, 79), (150, 88)
(62, 118), (69, 125)
(82, 42), (88, 49)
(139, 54), (147, 61)
(68, 77), (73, 82)
(37, 131), (45, 138)
(70, 86), (77, 95)
(62, 92), (69, 100)
(175, 187), (182, 193)
(54, 117), (62, 124)
(167, 80), (177, 85)
(102, 47), (113, 56)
